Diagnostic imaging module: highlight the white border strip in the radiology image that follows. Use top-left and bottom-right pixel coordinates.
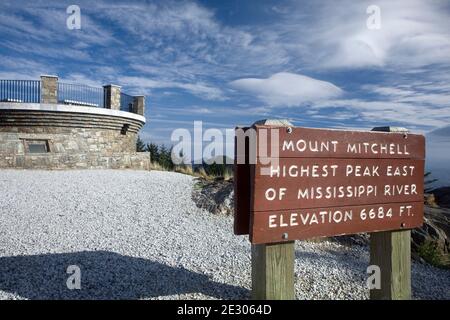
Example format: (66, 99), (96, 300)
(0, 102), (146, 124)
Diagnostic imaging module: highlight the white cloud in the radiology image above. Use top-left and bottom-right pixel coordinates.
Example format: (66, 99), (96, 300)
(1, 0), (448, 137)
(60, 74), (106, 88)
(119, 76), (226, 101)
(312, 98), (450, 128)
(0, 55), (56, 77)
(229, 72), (343, 106)
(316, 0), (450, 69)
(363, 84), (450, 107)
(151, 105), (271, 118)
(255, 0), (450, 70)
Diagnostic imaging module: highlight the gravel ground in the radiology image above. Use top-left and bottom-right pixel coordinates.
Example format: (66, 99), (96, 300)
(0, 170), (448, 300)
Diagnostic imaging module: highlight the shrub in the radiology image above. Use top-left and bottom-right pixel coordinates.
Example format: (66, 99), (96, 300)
(418, 240), (449, 268)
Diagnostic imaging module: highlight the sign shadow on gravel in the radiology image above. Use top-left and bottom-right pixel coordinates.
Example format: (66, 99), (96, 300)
(0, 251), (250, 299)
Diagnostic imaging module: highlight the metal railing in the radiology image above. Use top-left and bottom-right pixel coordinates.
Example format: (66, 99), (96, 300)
(120, 92), (134, 112)
(0, 80), (41, 103)
(58, 82), (105, 108)
(0, 79), (138, 113)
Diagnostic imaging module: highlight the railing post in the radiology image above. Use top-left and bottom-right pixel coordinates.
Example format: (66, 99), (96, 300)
(40, 75), (58, 104)
(133, 95), (145, 116)
(369, 126), (412, 300)
(103, 84), (121, 110)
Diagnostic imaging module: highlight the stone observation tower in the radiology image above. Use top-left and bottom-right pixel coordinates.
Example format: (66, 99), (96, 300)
(0, 75), (149, 169)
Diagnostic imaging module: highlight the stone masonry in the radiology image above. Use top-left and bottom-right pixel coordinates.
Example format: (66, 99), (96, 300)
(0, 115), (150, 170)
(40, 75), (58, 104)
(0, 126), (138, 155)
(0, 74), (149, 170)
(0, 152), (150, 170)
(104, 85), (121, 110)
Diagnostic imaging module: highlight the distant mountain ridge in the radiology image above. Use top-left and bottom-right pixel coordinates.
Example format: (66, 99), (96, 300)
(426, 125), (450, 188)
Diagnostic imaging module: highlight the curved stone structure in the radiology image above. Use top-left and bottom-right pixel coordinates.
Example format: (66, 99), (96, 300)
(0, 103), (150, 170)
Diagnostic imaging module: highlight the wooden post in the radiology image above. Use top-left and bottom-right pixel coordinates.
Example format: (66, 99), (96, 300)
(252, 242), (295, 300)
(369, 126), (412, 300)
(251, 119), (295, 300)
(370, 230), (411, 299)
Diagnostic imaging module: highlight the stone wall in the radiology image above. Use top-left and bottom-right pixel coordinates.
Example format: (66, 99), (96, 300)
(0, 103), (149, 170)
(0, 126), (138, 155)
(0, 152), (150, 170)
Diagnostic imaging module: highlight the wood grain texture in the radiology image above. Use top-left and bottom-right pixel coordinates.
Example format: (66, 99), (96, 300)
(251, 241), (295, 300)
(253, 158), (424, 211)
(370, 230), (411, 299)
(392, 230), (411, 299)
(251, 202), (423, 244)
(248, 126), (425, 243)
(254, 125), (425, 159)
(369, 126), (412, 300)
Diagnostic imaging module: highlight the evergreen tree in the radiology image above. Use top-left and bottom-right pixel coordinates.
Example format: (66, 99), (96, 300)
(158, 144), (175, 170)
(158, 144), (168, 168)
(136, 136), (146, 152)
(203, 155), (229, 177)
(147, 143), (160, 163)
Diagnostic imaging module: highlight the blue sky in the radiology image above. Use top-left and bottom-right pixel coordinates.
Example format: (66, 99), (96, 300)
(1, 0), (450, 183)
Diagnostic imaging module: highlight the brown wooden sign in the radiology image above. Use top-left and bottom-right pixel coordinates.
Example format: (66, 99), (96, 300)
(234, 125), (425, 244)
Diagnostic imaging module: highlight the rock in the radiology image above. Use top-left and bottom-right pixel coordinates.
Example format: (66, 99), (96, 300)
(330, 233), (370, 247)
(424, 193), (438, 208)
(412, 206), (450, 256)
(431, 187), (450, 209)
(191, 178), (234, 215)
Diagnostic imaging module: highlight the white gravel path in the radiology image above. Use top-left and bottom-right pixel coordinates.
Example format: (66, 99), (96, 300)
(0, 170), (448, 300)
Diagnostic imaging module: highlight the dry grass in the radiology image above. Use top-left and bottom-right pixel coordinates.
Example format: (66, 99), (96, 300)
(149, 162), (170, 171)
(197, 167), (213, 180)
(222, 167), (233, 181)
(424, 194), (439, 208)
(159, 164), (234, 181)
(174, 165), (195, 176)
